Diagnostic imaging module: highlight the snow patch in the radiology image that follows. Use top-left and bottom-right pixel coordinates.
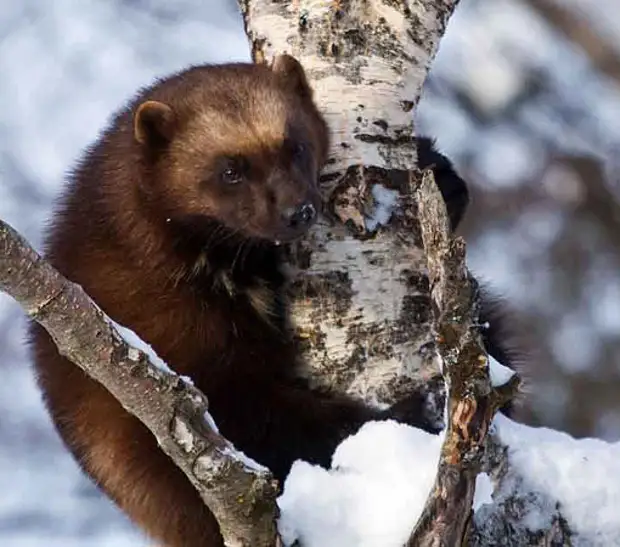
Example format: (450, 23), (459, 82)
(279, 414), (620, 546)
(365, 184), (400, 232)
(495, 413), (620, 543)
(488, 355), (516, 387)
(109, 319), (172, 374)
(180, 374), (195, 386)
(473, 472), (494, 512)
(278, 421), (442, 547)
(204, 410), (220, 435)
(197, 445), (268, 477)
(220, 446), (269, 474)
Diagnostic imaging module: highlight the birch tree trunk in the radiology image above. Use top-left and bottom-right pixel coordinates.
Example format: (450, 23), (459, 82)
(238, 0), (459, 410)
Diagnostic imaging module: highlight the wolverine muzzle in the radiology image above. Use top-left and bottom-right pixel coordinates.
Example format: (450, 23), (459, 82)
(283, 202), (316, 229)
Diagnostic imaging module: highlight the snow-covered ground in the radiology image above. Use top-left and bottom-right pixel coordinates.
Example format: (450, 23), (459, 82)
(2, 0), (620, 544)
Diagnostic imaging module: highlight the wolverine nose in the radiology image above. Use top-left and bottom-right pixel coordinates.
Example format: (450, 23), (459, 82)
(283, 202), (317, 228)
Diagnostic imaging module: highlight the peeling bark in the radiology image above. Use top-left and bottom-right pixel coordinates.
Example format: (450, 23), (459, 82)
(406, 169), (521, 546)
(238, 0), (461, 409)
(0, 219), (281, 547)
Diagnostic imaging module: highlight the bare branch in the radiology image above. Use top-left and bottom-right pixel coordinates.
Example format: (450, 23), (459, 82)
(407, 170), (521, 546)
(0, 218), (281, 547)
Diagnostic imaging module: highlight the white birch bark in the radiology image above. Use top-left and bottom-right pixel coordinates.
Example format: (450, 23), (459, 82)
(238, 0), (459, 407)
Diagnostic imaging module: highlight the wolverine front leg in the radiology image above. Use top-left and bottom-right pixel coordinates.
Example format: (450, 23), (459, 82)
(207, 379), (439, 483)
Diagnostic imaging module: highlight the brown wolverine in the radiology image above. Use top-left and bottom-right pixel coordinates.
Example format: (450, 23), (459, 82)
(29, 55), (515, 546)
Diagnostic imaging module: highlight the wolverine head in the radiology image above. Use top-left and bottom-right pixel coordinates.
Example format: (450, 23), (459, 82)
(132, 55), (329, 244)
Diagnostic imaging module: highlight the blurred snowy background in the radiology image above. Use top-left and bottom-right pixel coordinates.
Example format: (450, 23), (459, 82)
(1, 0), (620, 544)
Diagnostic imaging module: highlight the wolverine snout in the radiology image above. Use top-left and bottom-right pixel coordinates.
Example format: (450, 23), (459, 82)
(282, 202), (316, 229)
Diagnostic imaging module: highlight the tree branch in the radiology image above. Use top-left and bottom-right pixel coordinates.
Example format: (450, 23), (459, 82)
(0, 218), (281, 547)
(407, 169), (521, 546)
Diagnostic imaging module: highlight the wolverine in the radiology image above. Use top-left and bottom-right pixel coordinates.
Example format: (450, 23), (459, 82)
(29, 55), (516, 546)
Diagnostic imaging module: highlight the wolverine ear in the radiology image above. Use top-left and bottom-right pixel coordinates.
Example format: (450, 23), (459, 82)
(271, 54), (313, 100)
(134, 100), (176, 146)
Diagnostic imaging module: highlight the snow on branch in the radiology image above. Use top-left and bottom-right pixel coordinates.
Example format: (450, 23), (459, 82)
(408, 169), (521, 545)
(0, 218), (281, 547)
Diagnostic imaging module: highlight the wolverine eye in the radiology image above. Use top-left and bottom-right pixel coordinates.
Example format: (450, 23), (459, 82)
(293, 142), (306, 158)
(288, 140), (308, 163)
(221, 166), (243, 184)
(219, 157), (247, 185)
